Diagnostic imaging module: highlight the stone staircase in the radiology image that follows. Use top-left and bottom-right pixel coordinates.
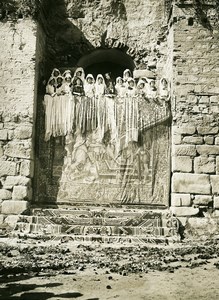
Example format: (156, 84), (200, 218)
(11, 206), (181, 244)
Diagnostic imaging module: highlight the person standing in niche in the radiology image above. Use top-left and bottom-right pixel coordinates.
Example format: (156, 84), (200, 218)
(123, 69), (132, 86)
(126, 77), (136, 97)
(62, 71), (73, 135)
(53, 75), (65, 137)
(84, 74), (95, 98)
(44, 76), (56, 141)
(95, 74), (106, 98)
(146, 78), (157, 99)
(115, 77), (126, 98)
(72, 77), (85, 96)
(73, 67), (85, 82)
(136, 79), (146, 98)
(104, 72), (115, 96)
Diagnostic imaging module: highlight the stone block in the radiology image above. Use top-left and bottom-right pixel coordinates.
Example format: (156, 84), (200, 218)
(3, 176), (31, 189)
(172, 156), (193, 173)
(183, 136), (203, 145)
(196, 145), (219, 155)
(199, 96), (209, 104)
(193, 195), (212, 206)
(172, 145), (196, 157)
(185, 217), (218, 237)
(0, 129), (8, 140)
(210, 175), (219, 194)
(172, 125), (196, 135)
(210, 96), (219, 103)
(194, 156), (215, 174)
(0, 142), (3, 157)
(172, 173), (211, 194)
(1, 200), (28, 215)
(214, 196), (219, 209)
(12, 186), (31, 200)
(4, 141), (32, 159)
(171, 193), (191, 207)
(20, 160), (34, 177)
(172, 133), (182, 145)
(215, 137), (219, 145)
(0, 189), (12, 200)
(216, 157), (219, 175)
(197, 126), (218, 135)
(204, 136), (214, 145)
(14, 126), (32, 139)
(170, 207), (199, 217)
(0, 160), (17, 177)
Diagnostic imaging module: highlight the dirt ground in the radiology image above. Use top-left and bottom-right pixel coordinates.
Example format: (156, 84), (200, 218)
(0, 237), (219, 300)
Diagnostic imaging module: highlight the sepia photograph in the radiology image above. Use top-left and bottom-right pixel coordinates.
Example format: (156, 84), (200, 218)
(0, 0), (219, 299)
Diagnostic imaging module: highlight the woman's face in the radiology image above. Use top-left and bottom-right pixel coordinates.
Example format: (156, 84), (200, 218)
(53, 70), (59, 77)
(50, 79), (55, 85)
(87, 77), (93, 84)
(76, 71), (82, 77)
(129, 80), (134, 87)
(139, 83), (144, 89)
(118, 78), (123, 85)
(98, 77), (103, 84)
(65, 77), (71, 83)
(57, 78), (63, 84)
(161, 79), (168, 88)
(124, 71), (131, 78)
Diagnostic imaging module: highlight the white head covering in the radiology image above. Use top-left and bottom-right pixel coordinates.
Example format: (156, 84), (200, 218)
(123, 69), (132, 82)
(73, 67), (85, 82)
(115, 77), (125, 97)
(62, 69), (72, 77)
(51, 68), (61, 78)
(159, 77), (170, 98)
(46, 76), (56, 94)
(84, 74), (95, 97)
(95, 74), (106, 97)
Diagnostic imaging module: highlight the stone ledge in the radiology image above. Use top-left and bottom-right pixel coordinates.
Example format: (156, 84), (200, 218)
(172, 173), (211, 194)
(1, 200), (29, 215)
(170, 207), (199, 217)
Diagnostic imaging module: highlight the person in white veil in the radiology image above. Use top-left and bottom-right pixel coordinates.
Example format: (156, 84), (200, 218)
(145, 78), (157, 98)
(53, 75), (65, 136)
(159, 78), (170, 100)
(62, 71), (73, 135)
(136, 79), (146, 98)
(51, 68), (61, 86)
(123, 69), (132, 86)
(95, 74), (106, 98)
(44, 76), (56, 141)
(84, 74), (95, 98)
(73, 67), (85, 82)
(115, 77), (126, 98)
(126, 77), (136, 97)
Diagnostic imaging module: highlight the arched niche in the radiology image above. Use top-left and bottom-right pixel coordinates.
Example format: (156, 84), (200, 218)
(76, 49), (135, 81)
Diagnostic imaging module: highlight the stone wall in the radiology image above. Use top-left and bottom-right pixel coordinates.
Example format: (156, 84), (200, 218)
(0, 20), (45, 214)
(170, 1), (219, 220)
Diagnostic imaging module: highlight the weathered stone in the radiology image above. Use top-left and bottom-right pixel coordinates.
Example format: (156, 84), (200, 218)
(194, 156), (215, 174)
(4, 215), (20, 228)
(204, 136), (214, 145)
(4, 141), (32, 159)
(0, 189), (12, 200)
(172, 145), (196, 156)
(0, 160), (17, 177)
(210, 175), (219, 194)
(12, 186), (31, 200)
(214, 196), (219, 209)
(171, 193), (191, 207)
(193, 195), (212, 206)
(0, 129), (8, 140)
(172, 133), (182, 145)
(183, 136), (203, 145)
(210, 96), (219, 103)
(172, 173), (211, 194)
(3, 176), (31, 189)
(185, 217), (218, 238)
(172, 125), (196, 135)
(199, 96), (209, 104)
(197, 126), (219, 135)
(215, 137), (219, 145)
(20, 160), (34, 177)
(14, 126), (32, 139)
(171, 207), (199, 217)
(1, 200), (28, 215)
(0, 142), (3, 157)
(196, 145), (219, 155)
(216, 156), (219, 175)
(172, 156), (193, 173)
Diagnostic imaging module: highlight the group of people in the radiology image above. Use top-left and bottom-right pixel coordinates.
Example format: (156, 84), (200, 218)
(44, 67), (170, 142)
